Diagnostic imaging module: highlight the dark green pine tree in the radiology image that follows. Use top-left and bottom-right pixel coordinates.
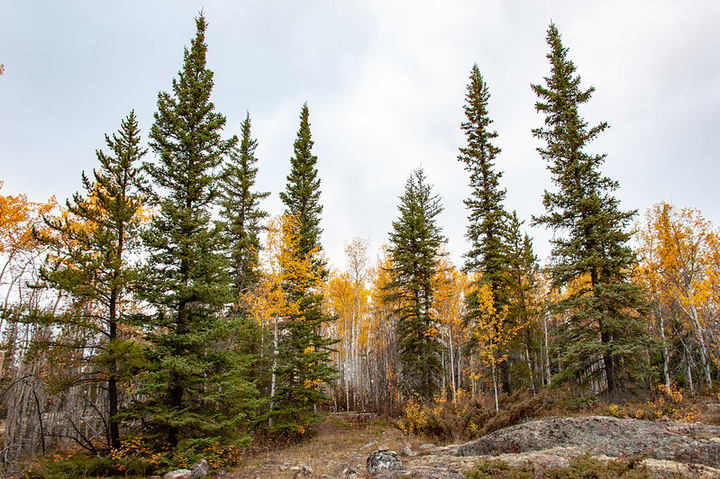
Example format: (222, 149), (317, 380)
(219, 112), (270, 299)
(279, 103), (325, 274)
(459, 65), (507, 285)
(503, 212), (542, 391)
(532, 23), (648, 396)
(138, 14), (256, 450)
(271, 103), (336, 436)
(386, 168), (446, 401)
(218, 112), (270, 403)
(38, 111), (146, 452)
(458, 65), (515, 394)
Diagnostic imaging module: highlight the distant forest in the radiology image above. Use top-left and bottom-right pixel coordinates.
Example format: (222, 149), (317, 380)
(1, 14), (719, 477)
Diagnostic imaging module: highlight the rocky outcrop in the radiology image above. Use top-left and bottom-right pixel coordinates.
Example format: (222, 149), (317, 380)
(367, 448), (468, 478)
(457, 416), (720, 469)
(232, 415), (720, 478)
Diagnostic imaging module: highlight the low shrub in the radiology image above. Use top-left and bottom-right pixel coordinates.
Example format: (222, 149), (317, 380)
(397, 388), (548, 441)
(466, 455), (658, 479)
(24, 451), (153, 479)
(465, 457), (535, 479)
(482, 389), (549, 435)
(606, 381), (702, 423)
(21, 435), (245, 478)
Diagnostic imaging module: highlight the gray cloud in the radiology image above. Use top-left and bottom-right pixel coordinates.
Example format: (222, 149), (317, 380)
(2, 0), (718, 268)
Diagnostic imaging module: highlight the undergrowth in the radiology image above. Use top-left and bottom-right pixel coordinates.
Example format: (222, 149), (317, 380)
(605, 381), (704, 423)
(466, 454), (690, 479)
(397, 383), (720, 443)
(397, 388), (549, 441)
(21, 435), (244, 479)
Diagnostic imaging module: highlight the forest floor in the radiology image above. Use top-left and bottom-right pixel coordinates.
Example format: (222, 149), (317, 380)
(227, 412), (445, 478)
(224, 407), (720, 479)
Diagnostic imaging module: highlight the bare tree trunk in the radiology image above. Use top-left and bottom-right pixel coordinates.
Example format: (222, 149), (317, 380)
(688, 302), (712, 388)
(269, 317), (278, 428)
(542, 312), (552, 386)
(491, 359), (499, 413)
(656, 305), (671, 390)
(448, 327), (456, 401)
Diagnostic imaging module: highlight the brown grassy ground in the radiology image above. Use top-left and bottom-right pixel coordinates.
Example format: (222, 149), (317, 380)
(228, 413), (430, 478)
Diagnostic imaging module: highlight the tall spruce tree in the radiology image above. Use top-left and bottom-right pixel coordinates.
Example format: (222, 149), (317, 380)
(503, 212), (541, 391)
(386, 168), (446, 400)
(38, 111), (146, 451)
(532, 23), (647, 396)
(458, 65), (515, 394)
(270, 103), (336, 436)
(459, 65), (507, 285)
(218, 112), (269, 397)
(138, 14), (255, 449)
(219, 112), (269, 299)
(279, 103), (325, 273)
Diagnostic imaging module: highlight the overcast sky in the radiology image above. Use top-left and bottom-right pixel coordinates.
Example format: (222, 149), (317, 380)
(2, 1), (719, 270)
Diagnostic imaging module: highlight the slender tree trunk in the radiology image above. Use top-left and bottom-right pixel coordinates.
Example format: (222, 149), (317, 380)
(500, 360), (511, 395)
(449, 327), (456, 401)
(680, 337), (695, 396)
(688, 302), (712, 388)
(108, 288), (120, 451)
(657, 305), (671, 390)
(601, 329), (618, 395)
(526, 345), (537, 395)
(491, 359), (499, 413)
(269, 316), (278, 428)
(542, 312), (551, 386)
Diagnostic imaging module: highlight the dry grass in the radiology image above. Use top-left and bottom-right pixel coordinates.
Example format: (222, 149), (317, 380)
(230, 413), (428, 478)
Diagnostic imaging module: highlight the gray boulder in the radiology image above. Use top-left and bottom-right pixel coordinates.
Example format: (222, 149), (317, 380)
(163, 469), (191, 479)
(367, 449), (403, 474)
(191, 459), (209, 478)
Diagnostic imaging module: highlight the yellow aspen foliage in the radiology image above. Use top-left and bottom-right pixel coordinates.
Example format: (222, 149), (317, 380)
(0, 182), (56, 254)
(636, 203), (720, 390)
(470, 281), (525, 410)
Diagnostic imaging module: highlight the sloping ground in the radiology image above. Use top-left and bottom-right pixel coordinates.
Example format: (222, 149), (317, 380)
(456, 416), (720, 476)
(230, 413), (425, 478)
(457, 416), (720, 466)
(227, 415), (720, 478)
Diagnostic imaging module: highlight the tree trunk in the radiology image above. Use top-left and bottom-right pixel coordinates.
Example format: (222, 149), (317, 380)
(542, 312), (552, 386)
(491, 359), (499, 413)
(657, 305), (671, 390)
(269, 317), (279, 428)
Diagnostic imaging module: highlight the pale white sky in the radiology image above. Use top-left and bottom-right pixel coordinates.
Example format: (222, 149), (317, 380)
(2, 1), (719, 269)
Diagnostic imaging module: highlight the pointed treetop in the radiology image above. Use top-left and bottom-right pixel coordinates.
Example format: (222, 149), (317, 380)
(280, 102), (324, 263)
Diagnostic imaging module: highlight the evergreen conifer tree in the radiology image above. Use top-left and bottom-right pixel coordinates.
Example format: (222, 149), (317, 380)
(270, 103), (336, 436)
(458, 65), (517, 394)
(138, 14), (255, 449)
(503, 212), (541, 390)
(279, 103), (325, 274)
(503, 212), (539, 328)
(219, 112), (269, 299)
(459, 65), (507, 286)
(38, 111), (146, 451)
(532, 23), (647, 396)
(218, 112), (270, 396)
(386, 168), (446, 400)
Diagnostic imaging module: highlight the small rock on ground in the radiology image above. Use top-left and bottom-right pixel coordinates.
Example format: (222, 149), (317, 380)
(191, 459), (210, 478)
(367, 449), (403, 474)
(164, 469), (192, 479)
